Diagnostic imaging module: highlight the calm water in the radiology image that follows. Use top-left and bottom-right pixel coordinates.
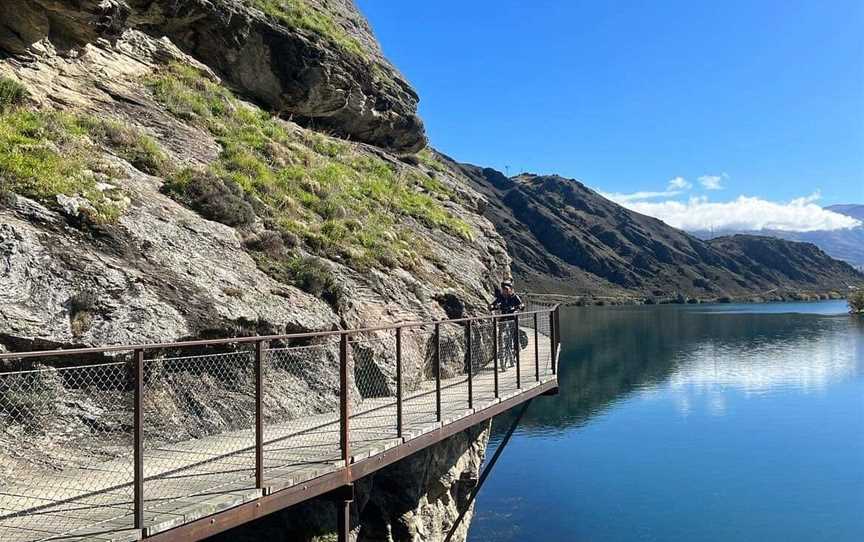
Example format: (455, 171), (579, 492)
(468, 301), (864, 542)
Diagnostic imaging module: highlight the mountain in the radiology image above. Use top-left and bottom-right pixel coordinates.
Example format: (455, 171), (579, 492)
(826, 204), (864, 222)
(455, 164), (864, 300)
(691, 204), (864, 270)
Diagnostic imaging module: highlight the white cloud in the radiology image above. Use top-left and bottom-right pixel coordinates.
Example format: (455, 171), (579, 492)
(601, 189), (684, 203)
(698, 173), (727, 190)
(606, 191), (862, 232)
(668, 176), (692, 190)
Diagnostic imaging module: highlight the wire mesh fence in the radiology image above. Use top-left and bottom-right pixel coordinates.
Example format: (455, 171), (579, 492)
(399, 325), (440, 435)
(0, 358), (134, 540)
(263, 341), (342, 489)
(0, 306), (560, 542)
(142, 348), (257, 520)
(347, 332), (401, 460)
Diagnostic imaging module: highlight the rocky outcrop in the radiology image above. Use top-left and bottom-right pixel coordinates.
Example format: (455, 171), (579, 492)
(0, 184), (337, 351)
(457, 162), (864, 300)
(0, 0), (130, 55)
(0, 0), (425, 152)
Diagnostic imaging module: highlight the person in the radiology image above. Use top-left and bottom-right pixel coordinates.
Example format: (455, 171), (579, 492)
(489, 280), (524, 371)
(490, 280), (524, 315)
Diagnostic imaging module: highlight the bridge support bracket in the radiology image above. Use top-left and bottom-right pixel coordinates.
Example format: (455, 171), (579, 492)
(330, 484), (354, 542)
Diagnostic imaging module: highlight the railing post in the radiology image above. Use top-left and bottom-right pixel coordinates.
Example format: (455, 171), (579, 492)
(466, 320), (473, 409)
(434, 323), (442, 422)
(549, 310), (556, 375)
(492, 317), (499, 398)
(514, 314), (521, 389)
(255, 340), (265, 489)
(534, 312), (540, 382)
(395, 327), (403, 439)
(340, 333), (350, 465)
(554, 306), (560, 374)
(133, 348), (144, 531)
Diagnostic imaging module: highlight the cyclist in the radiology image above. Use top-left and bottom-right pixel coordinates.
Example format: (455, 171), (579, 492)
(489, 280), (524, 371)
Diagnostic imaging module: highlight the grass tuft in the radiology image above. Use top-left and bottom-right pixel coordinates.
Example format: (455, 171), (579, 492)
(416, 148), (449, 175)
(0, 77), (28, 112)
(0, 110), (124, 223)
(81, 118), (170, 176)
(248, 0), (365, 57)
(0, 108), (170, 223)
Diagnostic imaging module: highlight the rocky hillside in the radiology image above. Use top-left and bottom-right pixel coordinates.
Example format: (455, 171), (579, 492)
(0, 0), (509, 348)
(455, 163), (864, 301)
(0, 1), (508, 540)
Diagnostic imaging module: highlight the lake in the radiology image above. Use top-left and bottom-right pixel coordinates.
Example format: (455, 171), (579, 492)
(468, 300), (864, 541)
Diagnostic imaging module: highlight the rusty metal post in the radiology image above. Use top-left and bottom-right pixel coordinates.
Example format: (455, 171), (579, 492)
(339, 333), (350, 465)
(435, 323), (442, 422)
(534, 312), (540, 382)
(335, 484), (354, 542)
(553, 306), (560, 374)
(255, 340), (265, 489)
(514, 314), (521, 389)
(492, 317), (499, 398)
(466, 320), (473, 409)
(549, 310), (556, 375)
(133, 348), (144, 531)
(395, 327), (403, 439)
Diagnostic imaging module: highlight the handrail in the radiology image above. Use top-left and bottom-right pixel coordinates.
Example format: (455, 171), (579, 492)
(0, 304), (562, 540)
(0, 306), (560, 360)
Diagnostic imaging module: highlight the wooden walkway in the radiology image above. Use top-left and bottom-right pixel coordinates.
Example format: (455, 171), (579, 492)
(0, 322), (558, 542)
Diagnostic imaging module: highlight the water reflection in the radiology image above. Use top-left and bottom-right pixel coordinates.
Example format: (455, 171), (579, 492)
(493, 301), (864, 437)
(473, 301), (864, 542)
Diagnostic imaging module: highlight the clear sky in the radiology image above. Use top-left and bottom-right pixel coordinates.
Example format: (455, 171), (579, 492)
(357, 0), (864, 230)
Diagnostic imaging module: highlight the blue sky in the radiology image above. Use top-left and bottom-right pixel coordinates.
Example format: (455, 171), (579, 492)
(357, 0), (863, 230)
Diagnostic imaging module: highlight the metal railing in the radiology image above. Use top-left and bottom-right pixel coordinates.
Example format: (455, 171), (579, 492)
(0, 306), (560, 541)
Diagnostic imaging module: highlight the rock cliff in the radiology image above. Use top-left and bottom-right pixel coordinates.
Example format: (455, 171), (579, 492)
(0, 1), (502, 540)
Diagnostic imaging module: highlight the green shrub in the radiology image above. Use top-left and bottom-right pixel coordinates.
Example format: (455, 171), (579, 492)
(163, 168), (256, 227)
(849, 290), (864, 314)
(146, 63), (473, 271)
(0, 77), (28, 112)
(254, 254), (341, 306)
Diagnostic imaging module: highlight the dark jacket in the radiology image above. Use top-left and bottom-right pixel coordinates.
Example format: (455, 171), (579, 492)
(490, 292), (525, 314)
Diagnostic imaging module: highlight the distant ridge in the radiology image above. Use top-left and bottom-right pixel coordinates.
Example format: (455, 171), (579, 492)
(691, 203), (864, 271)
(826, 204), (864, 222)
(454, 161), (864, 300)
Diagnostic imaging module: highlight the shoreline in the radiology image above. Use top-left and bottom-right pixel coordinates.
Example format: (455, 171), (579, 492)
(523, 290), (850, 307)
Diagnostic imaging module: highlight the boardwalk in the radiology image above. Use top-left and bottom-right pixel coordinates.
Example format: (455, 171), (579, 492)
(0, 310), (560, 542)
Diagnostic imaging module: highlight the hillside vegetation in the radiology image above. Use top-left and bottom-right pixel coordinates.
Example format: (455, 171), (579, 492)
(147, 62), (470, 271)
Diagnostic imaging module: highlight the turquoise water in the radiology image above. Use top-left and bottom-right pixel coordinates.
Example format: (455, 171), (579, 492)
(468, 300), (864, 541)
